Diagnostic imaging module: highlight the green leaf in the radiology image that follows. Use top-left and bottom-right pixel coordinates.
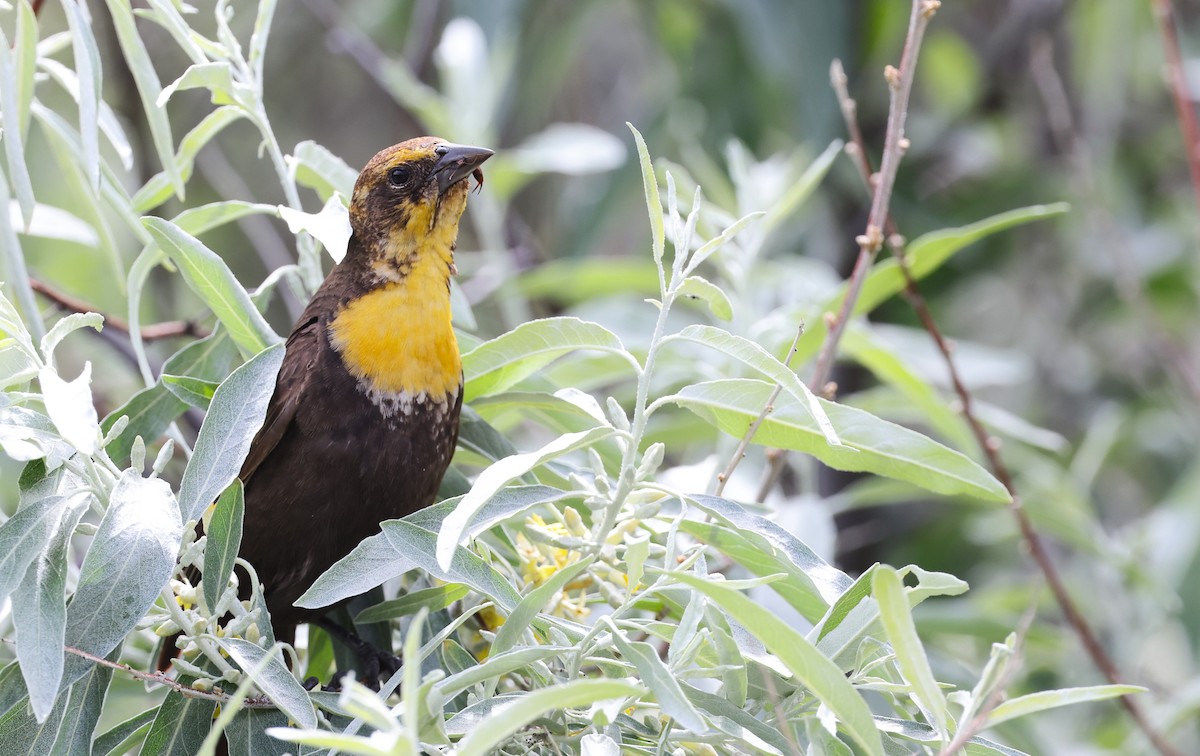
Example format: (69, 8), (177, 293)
(221, 639), (318, 730)
(224, 709), (295, 756)
(455, 679), (643, 756)
(757, 139), (842, 240)
(435, 646), (574, 702)
(100, 383), (188, 466)
(13, 495), (88, 720)
(628, 124), (665, 270)
(682, 494), (851, 622)
(672, 572), (885, 756)
(606, 621), (706, 732)
(39, 364), (99, 455)
(673, 325), (842, 446)
(463, 317), (634, 401)
(203, 480), (245, 613)
(795, 203), (1071, 363)
(173, 201), (278, 237)
(40, 313), (103, 365)
(177, 344), (284, 522)
(162, 374), (220, 409)
(92, 708), (158, 756)
(0, 25), (35, 227)
(874, 717), (1029, 756)
(61, 472), (182, 689)
(61, 0), (102, 192)
(683, 683), (791, 755)
(354, 583), (469, 624)
(490, 557), (595, 656)
(143, 218), (280, 357)
(872, 565), (949, 740)
(984, 684), (1147, 730)
(677, 275), (733, 320)
(299, 519), (523, 613)
(437, 427), (613, 569)
(665, 379), (1010, 502)
(13, 0), (37, 140)
(0, 494), (79, 607)
(157, 61), (235, 107)
(289, 140), (358, 202)
(104, 0), (183, 197)
(0, 661), (109, 748)
(142, 688), (218, 756)
(133, 107), (244, 212)
(684, 210), (766, 276)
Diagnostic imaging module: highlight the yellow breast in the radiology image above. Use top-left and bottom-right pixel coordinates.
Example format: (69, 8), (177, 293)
(328, 264), (461, 402)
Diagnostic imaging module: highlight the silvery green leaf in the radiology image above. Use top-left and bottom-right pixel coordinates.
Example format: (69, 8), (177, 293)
(288, 140), (357, 201)
(61, 471), (182, 689)
(581, 733), (621, 756)
(0, 660), (109, 744)
(14, 495), (88, 720)
(202, 479), (244, 613)
(40, 313), (103, 365)
(100, 383), (187, 467)
(9, 201), (99, 246)
(0, 493), (76, 605)
(507, 123), (625, 176)
(490, 557), (594, 656)
(220, 639), (317, 729)
(39, 364), (99, 455)
(91, 708), (158, 756)
(0, 25), (35, 227)
(437, 427), (612, 569)
(0, 406), (73, 465)
(60, 0), (102, 193)
(157, 61), (235, 107)
(298, 519), (521, 613)
(141, 689), (217, 756)
(177, 344), (284, 522)
(605, 621), (706, 732)
(278, 194), (352, 263)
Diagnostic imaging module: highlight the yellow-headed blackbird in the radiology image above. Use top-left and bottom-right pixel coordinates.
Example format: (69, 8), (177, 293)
(235, 137), (491, 642)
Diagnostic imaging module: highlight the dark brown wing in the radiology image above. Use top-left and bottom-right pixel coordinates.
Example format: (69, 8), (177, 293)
(239, 313), (321, 483)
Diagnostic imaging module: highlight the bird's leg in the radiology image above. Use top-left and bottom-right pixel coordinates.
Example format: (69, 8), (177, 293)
(315, 617), (402, 690)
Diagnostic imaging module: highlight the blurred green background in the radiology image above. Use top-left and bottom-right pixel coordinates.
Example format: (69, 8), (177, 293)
(7, 0), (1200, 750)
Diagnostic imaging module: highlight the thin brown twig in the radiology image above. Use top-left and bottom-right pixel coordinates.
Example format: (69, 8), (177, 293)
(827, 54), (1183, 756)
(0, 637), (276, 708)
(30, 278), (208, 341)
(713, 323), (804, 496)
(754, 0), (939, 502)
(938, 593), (1040, 756)
(1151, 0), (1200, 221)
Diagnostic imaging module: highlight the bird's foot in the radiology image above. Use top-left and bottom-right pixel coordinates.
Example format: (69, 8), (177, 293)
(315, 618), (402, 691)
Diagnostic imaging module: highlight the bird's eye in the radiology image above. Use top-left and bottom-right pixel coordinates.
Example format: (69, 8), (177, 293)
(388, 166), (412, 186)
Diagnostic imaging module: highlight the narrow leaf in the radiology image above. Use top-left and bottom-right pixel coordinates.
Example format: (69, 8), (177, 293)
(677, 275), (733, 320)
(221, 638), (318, 729)
(455, 679), (643, 756)
(143, 218), (280, 357)
(61, 471), (182, 688)
(984, 685), (1147, 730)
(437, 427), (612, 569)
(39, 364), (99, 455)
(606, 620), (706, 732)
(873, 565), (949, 739)
(628, 123), (664, 268)
(203, 479), (245, 612)
(675, 325), (842, 446)
(673, 572), (885, 756)
(666, 379), (1010, 502)
(463, 317), (633, 401)
(177, 344), (284, 522)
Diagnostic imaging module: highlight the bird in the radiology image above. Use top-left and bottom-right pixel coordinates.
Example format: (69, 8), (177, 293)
(181, 137), (492, 669)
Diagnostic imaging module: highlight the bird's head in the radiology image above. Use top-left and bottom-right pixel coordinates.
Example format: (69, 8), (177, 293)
(348, 136), (493, 279)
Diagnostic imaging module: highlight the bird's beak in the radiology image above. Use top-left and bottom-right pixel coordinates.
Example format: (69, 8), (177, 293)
(433, 143), (494, 195)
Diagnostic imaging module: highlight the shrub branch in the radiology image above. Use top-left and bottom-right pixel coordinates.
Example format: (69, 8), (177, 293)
(827, 52), (1183, 756)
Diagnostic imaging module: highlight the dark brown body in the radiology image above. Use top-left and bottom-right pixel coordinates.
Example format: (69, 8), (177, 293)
(237, 257), (462, 636)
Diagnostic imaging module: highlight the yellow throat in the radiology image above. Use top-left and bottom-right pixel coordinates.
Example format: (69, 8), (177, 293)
(328, 223), (462, 404)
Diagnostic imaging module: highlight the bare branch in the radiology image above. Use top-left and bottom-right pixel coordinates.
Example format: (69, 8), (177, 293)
(1151, 0), (1200, 221)
(713, 323), (804, 497)
(31, 278), (208, 341)
(820, 40), (1183, 756)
